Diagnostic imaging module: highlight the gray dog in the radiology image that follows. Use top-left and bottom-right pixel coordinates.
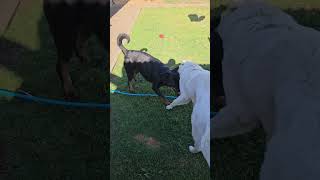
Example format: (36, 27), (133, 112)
(212, 1), (320, 179)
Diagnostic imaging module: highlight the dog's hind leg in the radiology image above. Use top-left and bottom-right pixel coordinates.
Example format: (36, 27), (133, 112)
(56, 60), (77, 100)
(55, 36), (77, 99)
(43, 3), (79, 100)
(127, 78), (135, 92)
(133, 71), (138, 82)
(124, 63), (136, 92)
(189, 110), (206, 153)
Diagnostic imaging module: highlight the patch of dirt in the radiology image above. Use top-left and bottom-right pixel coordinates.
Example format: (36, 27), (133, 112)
(145, 137), (160, 148)
(134, 134), (161, 148)
(110, 0), (130, 18)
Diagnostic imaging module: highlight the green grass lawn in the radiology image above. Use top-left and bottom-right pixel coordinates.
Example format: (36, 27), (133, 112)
(110, 7), (210, 179)
(0, 0), (107, 179)
(212, 1), (320, 180)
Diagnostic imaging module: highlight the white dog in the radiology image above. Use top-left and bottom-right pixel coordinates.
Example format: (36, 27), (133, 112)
(213, 0), (320, 179)
(166, 61), (210, 166)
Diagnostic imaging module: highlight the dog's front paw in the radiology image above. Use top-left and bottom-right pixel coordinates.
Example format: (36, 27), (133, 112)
(166, 105), (173, 110)
(189, 146), (200, 153)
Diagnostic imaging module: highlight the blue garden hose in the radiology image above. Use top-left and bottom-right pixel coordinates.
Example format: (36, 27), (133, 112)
(111, 89), (217, 117)
(110, 89), (177, 100)
(0, 88), (218, 116)
(0, 88), (109, 109)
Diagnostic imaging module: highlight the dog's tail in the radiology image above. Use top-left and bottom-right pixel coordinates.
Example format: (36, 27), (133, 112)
(117, 33), (130, 55)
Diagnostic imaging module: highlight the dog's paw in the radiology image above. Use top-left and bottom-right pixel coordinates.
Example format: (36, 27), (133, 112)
(189, 146), (200, 153)
(166, 105), (173, 110)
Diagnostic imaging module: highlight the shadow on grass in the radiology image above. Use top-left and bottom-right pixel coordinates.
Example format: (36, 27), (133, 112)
(0, 3), (108, 179)
(188, 14), (206, 22)
(140, 48), (148, 52)
(211, 5), (320, 180)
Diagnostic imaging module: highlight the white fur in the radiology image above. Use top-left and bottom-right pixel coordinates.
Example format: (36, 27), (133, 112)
(166, 61), (210, 167)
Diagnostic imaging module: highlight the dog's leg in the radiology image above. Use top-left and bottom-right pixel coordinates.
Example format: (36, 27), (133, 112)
(189, 145), (201, 153)
(133, 71), (138, 82)
(211, 105), (259, 138)
(75, 27), (90, 63)
(124, 63), (135, 92)
(152, 83), (170, 105)
(43, 3), (79, 100)
(128, 80), (135, 92)
(166, 94), (190, 110)
(189, 109), (205, 153)
(189, 136), (201, 153)
(53, 30), (78, 100)
(56, 61), (78, 100)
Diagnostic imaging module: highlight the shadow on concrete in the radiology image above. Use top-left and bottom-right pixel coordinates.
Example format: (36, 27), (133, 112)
(110, 0), (130, 18)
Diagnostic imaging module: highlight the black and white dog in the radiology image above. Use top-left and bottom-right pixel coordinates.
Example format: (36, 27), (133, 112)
(117, 33), (180, 105)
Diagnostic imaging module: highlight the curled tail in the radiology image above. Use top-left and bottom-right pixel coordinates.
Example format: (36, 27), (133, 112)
(117, 33), (130, 55)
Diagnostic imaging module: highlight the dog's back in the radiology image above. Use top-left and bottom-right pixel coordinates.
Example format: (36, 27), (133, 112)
(117, 33), (173, 83)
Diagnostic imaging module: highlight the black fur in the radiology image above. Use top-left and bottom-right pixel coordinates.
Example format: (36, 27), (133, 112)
(43, 1), (108, 57)
(117, 33), (180, 105)
(43, 0), (108, 99)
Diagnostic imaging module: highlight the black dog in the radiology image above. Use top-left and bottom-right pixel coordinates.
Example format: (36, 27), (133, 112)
(43, 0), (108, 100)
(117, 33), (180, 105)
